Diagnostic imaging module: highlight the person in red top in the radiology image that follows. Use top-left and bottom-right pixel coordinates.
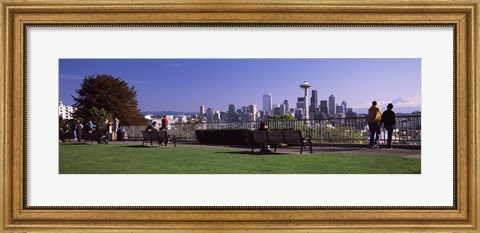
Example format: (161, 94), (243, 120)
(161, 115), (168, 130)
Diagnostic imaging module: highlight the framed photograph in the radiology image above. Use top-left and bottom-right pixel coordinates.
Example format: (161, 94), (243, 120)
(1, 0), (479, 232)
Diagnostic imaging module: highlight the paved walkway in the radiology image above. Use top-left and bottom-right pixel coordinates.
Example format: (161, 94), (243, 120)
(108, 140), (421, 159)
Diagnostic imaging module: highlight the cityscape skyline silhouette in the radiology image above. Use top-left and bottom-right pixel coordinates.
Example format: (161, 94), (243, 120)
(59, 58), (422, 114)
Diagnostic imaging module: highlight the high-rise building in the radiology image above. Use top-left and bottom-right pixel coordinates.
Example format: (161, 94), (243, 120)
(336, 104), (344, 114)
(283, 99), (290, 115)
(258, 110), (265, 121)
(279, 104), (286, 115)
(341, 100), (347, 112)
(328, 94), (336, 117)
(308, 90), (316, 120)
(240, 106), (249, 121)
(273, 106), (282, 116)
(220, 111), (228, 122)
(206, 108), (214, 122)
(320, 100), (328, 115)
(200, 105), (205, 117)
(58, 101), (76, 120)
(213, 111), (221, 122)
(310, 90), (318, 112)
(294, 109), (303, 120)
(248, 104), (257, 122)
(263, 94), (272, 116)
(228, 104), (237, 122)
(296, 97), (304, 109)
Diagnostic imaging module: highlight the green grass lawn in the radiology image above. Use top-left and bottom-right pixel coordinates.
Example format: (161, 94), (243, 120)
(59, 143), (421, 174)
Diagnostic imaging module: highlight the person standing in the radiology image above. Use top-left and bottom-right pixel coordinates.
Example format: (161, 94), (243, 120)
(381, 103), (396, 148)
(368, 101), (382, 148)
(74, 120), (83, 143)
(161, 115), (168, 130)
(113, 117), (120, 141)
(107, 120), (113, 141)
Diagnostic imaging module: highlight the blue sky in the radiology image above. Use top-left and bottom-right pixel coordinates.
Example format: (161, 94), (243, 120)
(59, 59), (421, 113)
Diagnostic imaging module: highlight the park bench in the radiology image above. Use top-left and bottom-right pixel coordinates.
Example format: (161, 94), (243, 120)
(251, 130), (312, 154)
(141, 130), (177, 147)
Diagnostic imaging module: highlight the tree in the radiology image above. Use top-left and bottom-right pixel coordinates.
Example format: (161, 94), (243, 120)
(268, 114), (295, 121)
(88, 107), (112, 126)
(72, 74), (147, 126)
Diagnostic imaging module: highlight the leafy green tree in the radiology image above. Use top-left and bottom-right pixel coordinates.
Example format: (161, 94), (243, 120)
(88, 107), (112, 126)
(268, 114), (295, 121)
(72, 74), (146, 126)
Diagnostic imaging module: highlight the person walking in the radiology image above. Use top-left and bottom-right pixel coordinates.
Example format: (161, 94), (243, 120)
(368, 101), (382, 148)
(381, 103), (396, 148)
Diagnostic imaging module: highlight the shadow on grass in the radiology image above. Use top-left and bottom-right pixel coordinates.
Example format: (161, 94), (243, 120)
(119, 145), (169, 148)
(315, 148), (361, 153)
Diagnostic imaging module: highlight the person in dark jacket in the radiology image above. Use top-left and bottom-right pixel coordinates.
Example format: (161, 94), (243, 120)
(381, 103), (396, 148)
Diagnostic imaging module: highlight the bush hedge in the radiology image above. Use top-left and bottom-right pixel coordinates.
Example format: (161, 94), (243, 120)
(195, 129), (252, 145)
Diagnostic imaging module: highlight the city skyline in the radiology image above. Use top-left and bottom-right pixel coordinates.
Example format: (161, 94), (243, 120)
(59, 58), (422, 114)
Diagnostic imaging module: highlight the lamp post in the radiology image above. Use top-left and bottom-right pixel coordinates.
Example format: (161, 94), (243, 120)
(299, 81), (311, 120)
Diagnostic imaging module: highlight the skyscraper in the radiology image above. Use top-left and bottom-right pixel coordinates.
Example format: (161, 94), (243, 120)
(294, 109), (303, 120)
(320, 100), (328, 115)
(336, 103), (344, 114)
(228, 104), (237, 122)
(310, 90), (318, 112)
(206, 108), (214, 122)
(296, 97), (304, 109)
(308, 90), (317, 120)
(279, 104), (286, 115)
(328, 94), (336, 117)
(248, 104), (257, 122)
(200, 105), (205, 117)
(263, 94), (272, 116)
(283, 99), (290, 115)
(341, 100), (347, 111)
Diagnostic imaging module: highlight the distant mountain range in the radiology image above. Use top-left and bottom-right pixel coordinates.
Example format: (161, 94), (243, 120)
(141, 111), (197, 116)
(353, 107), (421, 114)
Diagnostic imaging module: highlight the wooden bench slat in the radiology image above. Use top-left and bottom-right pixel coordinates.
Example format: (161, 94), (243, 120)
(266, 131), (284, 144)
(251, 129), (312, 154)
(283, 131), (303, 145)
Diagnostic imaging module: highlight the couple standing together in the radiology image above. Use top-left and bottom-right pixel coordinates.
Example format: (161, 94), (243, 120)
(368, 101), (396, 149)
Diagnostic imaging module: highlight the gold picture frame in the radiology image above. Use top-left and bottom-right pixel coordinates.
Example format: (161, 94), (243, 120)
(1, 0), (479, 232)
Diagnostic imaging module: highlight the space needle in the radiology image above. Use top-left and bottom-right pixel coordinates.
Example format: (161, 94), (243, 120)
(299, 81), (311, 120)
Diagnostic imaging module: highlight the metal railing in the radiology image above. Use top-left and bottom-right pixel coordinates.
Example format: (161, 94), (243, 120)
(123, 115), (421, 145)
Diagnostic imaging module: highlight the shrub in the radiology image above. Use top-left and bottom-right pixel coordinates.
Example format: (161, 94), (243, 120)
(195, 129), (252, 145)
